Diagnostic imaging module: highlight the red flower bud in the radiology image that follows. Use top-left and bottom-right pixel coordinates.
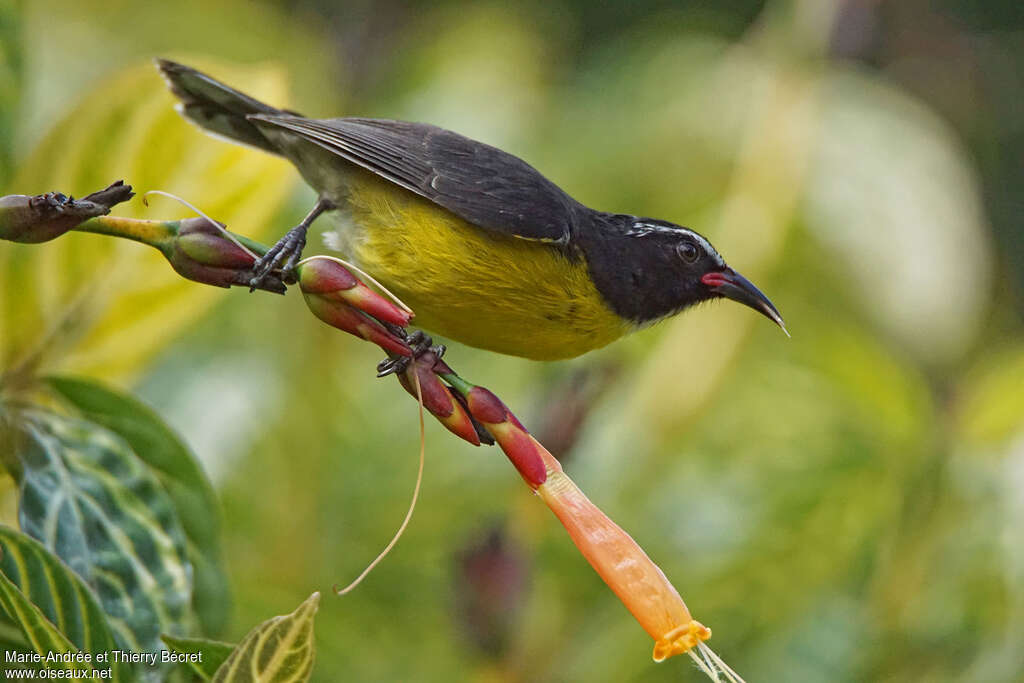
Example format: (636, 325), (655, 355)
(465, 387), (545, 486)
(397, 353), (480, 446)
(303, 294), (412, 357)
(298, 258), (412, 327)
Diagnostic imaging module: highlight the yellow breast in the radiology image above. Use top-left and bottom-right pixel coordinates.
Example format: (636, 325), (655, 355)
(332, 174), (632, 360)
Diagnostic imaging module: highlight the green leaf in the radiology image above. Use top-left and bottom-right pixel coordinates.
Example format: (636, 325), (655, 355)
(162, 634), (235, 680)
(212, 593), (320, 683)
(0, 618), (47, 674)
(0, 525), (126, 679)
(11, 409), (193, 656)
(46, 374), (230, 635)
(0, 611), (32, 652)
(0, 570), (83, 672)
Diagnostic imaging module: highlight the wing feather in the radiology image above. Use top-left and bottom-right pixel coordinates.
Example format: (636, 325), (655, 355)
(249, 114), (577, 243)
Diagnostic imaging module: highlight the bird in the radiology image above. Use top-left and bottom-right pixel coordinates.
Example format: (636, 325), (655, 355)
(156, 59), (785, 360)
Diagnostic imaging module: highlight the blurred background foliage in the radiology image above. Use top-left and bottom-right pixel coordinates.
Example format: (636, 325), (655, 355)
(1, 0), (1023, 680)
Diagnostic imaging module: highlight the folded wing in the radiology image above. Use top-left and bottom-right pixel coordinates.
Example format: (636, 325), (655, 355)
(249, 115), (578, 244)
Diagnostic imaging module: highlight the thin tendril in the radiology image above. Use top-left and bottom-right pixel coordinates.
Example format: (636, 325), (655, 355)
(333, 369), (425, 595)
(297, 255), (414, 314)
(142, 190), (258, 259)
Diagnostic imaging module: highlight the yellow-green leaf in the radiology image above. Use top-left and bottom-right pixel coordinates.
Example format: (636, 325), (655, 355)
(957, 344), (1024, 445)
(0, 57), (295, 380)
(213, 593), (320, 683)
(0, 570), (83, 673)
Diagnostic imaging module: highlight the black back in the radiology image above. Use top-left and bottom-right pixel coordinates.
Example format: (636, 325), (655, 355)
(249, 115), (581, 244)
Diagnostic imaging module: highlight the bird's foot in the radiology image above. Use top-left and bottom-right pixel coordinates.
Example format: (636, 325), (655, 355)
(247, 223), (308, 291)
(376, 330), (446, 377)
(244, 197), (335, 291)
(228, 268), (287, 294)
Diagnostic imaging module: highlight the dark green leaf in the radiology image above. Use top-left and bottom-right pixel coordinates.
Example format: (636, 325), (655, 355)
(162, 634), (235, 680)
(0, 525), (126, 679)
(0, 609), (46, 673)
(11, 409), (193, 655)
(47, 375), (230, 634)
(212, 593), (319, 683)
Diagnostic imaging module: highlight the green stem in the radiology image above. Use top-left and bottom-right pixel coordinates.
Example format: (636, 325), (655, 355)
(439, 372), (473, 397)
(74, 215), (270, 257)
(75, 215), (176, 247)
(232, 232), (269, 257)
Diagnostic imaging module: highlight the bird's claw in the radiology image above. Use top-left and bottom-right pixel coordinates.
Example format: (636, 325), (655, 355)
(247, 224), (308, 291)
(376, 331), (446, 377)
(230, 268), (286, 294)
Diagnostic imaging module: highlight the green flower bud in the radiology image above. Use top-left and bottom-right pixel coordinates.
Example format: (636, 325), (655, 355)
(163, 217), (287, 292)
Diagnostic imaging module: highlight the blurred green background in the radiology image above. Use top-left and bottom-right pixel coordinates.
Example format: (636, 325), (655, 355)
(2, 0), (1024, 680)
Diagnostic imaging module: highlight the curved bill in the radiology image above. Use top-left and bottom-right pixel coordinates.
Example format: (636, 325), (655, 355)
(701, 268), (788, 337)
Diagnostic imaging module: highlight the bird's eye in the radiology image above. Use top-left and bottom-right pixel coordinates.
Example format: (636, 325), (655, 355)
(677, 240), (699, 263)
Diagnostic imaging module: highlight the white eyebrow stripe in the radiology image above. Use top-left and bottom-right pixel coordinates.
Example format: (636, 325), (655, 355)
(628, 222), (725, 266)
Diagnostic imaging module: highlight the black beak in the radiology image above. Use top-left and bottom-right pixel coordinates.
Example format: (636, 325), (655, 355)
(701, 268), (788, 336)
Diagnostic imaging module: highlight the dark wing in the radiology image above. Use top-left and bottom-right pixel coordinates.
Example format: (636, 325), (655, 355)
(248, 115), (578, 244)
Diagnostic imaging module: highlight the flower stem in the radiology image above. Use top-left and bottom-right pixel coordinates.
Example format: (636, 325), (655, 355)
(75, 215), (176, 247)
(74, 215), (270, 256)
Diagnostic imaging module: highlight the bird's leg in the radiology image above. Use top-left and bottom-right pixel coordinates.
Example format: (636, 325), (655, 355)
(247, 197), (335, 290)
(376, 330), (446, 377)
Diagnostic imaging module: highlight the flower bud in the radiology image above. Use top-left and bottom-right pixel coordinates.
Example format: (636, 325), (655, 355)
(463, 386), (546, 486)
(298, 258), (412, 327)
(303, 294), (412, 357)
(397, 352), (480, 446)
(163, 217), (259, 289)
(0, 181), (134, 243)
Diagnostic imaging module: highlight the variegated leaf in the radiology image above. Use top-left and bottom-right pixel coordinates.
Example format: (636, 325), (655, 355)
(46, 375), (229, 636)
(0, 525), (126, 680)
(12, 409), (193, 656)
(212, 593), (319, 683)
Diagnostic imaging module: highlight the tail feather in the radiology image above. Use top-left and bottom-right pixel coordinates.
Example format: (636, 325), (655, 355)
(155, 59), (297, 154)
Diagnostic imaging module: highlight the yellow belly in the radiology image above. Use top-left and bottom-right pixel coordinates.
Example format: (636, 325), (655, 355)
(331, 174), (632, 360)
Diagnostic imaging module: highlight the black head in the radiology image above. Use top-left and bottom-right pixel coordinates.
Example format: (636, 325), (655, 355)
(579, 215), (786, 332)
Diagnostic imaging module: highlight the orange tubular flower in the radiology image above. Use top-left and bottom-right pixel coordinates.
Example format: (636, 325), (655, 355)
(533, 443), (711, 662)
(445, 374), (714, 663)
